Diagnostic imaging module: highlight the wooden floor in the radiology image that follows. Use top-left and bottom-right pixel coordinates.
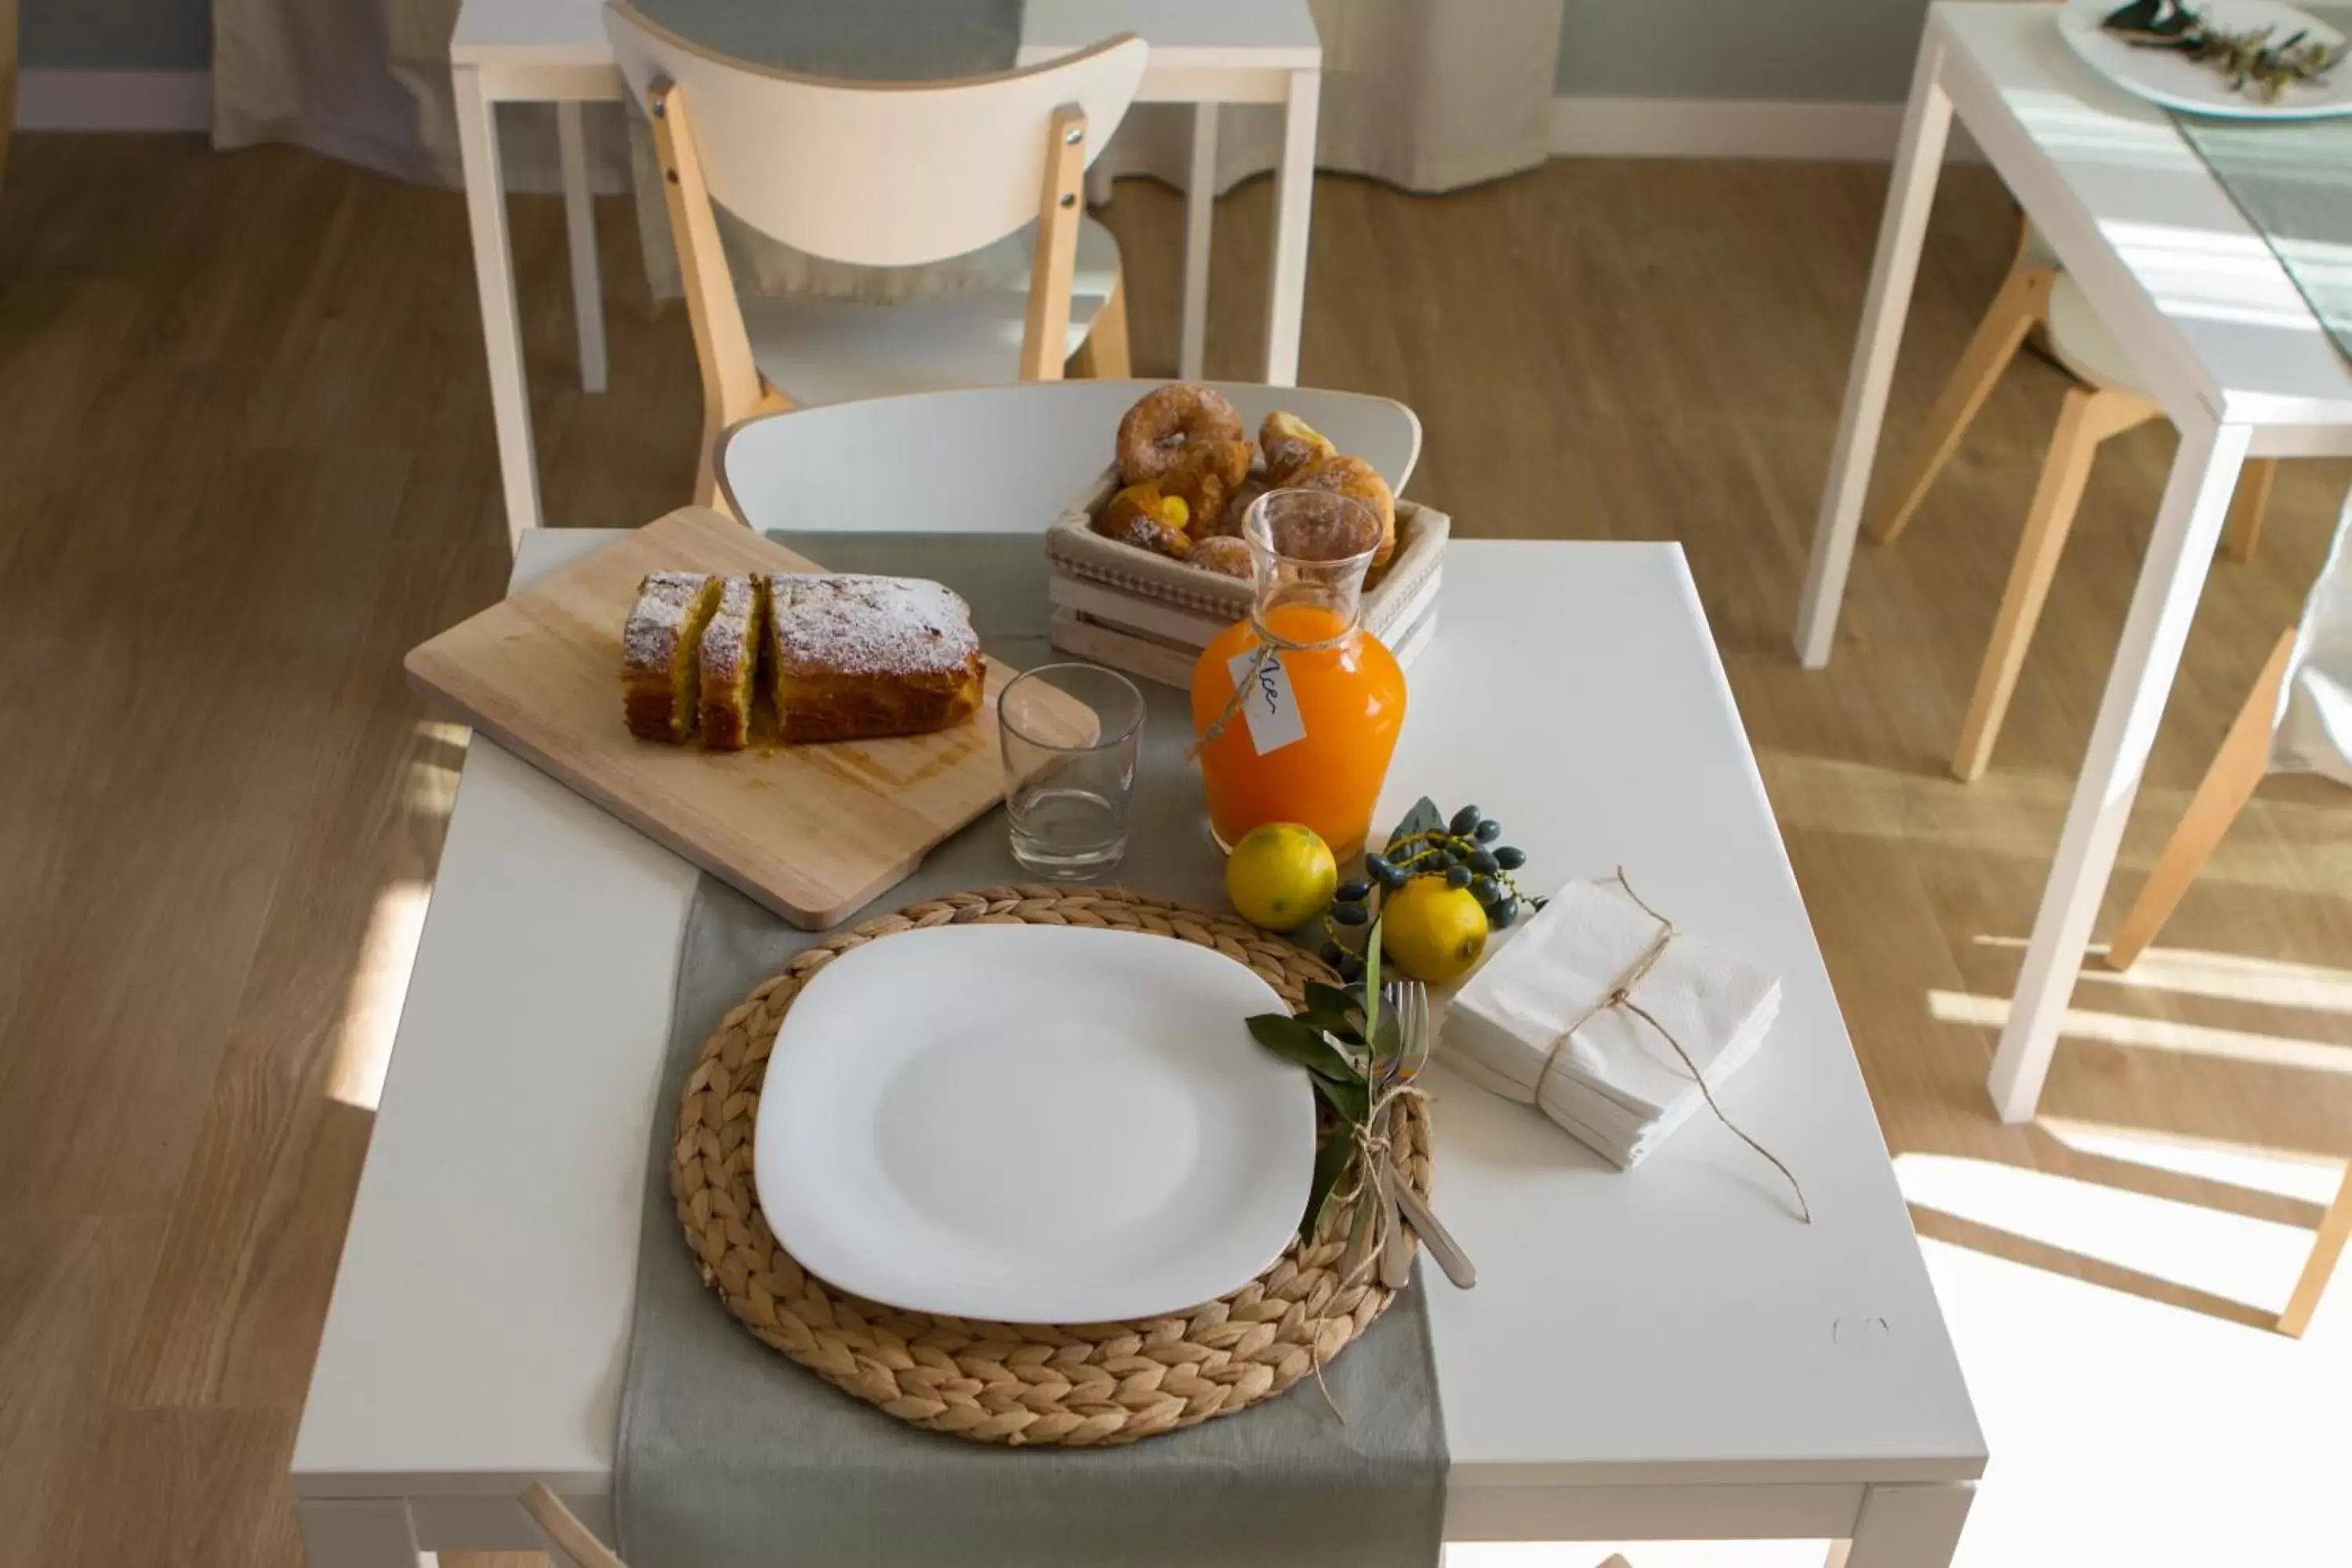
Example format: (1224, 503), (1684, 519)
(0, 135), (2346, 1567)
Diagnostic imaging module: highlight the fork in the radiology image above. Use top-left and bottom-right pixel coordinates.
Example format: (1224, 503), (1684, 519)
(1376, 980), (1477, 1289)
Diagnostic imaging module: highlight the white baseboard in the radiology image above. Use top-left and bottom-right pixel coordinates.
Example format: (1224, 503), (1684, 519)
(16, 70), (213, 132)
(1550, 95), (1981, 162)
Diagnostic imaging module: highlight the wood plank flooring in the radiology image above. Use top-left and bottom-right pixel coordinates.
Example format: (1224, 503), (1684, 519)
(0, 134), (2344, 1567)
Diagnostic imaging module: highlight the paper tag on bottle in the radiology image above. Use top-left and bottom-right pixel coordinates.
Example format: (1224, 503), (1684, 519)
(1229, 648), (1308, 755)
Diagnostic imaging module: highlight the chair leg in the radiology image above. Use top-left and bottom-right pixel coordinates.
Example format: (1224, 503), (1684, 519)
(1951, 387), (2162, 781)
(2220, 457), (2278, 563)
(1070, 271), (1132, 380)
(2280, 1159), (2352, 1338)
(2103, 625), (2298, 970)
(521, 1484), (629, 1568)
(1868, 264), (2056, 546)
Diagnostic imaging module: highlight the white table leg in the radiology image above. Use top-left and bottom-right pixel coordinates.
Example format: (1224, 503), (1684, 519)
(294, 1497), (420, 1568)
(1794, 24), (1955, 669)
(454, 65), (546, 550)
(1179, 102), (1218, 380)
(1987, 413), (2252, 1122)
(1828, 1482), (1975, 1568)
(1263, 68), (1319, 386)
(557, 100), (608, 395)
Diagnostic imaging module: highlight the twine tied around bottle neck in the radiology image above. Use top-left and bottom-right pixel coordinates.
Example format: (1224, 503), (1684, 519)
(1186, 615), (1355, 760)
(1536, 868), (1812, 1224)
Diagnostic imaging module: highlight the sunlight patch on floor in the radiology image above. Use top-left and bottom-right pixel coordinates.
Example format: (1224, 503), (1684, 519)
(325, 880), (431, 1110)
(2038, 1117), (2347, 1205)
(1969, 935), (2352, 1015)
(1929, 989), (2352, 1076)
(1912, 1233), (2350, 1566)
(1897, 1152), (2310, 1306)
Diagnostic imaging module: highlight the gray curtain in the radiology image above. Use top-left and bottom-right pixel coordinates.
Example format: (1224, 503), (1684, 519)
(1098, 0), (1565, 197)
(213, 0), (633, 194)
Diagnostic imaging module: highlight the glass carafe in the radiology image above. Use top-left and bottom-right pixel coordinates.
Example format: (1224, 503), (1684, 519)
(1189, 489), (1406, 858)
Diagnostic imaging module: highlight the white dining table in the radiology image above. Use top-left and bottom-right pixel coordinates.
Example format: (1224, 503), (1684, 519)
(452, 0), (1325, 543)
(292, 397), (1984, 1564)
(1794, 2), (2352, 1125)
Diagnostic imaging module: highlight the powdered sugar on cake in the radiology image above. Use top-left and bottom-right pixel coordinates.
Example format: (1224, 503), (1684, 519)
(622, 572), (712, 669)
(699, 575), (760, 682)
(769, 575), (979, 677)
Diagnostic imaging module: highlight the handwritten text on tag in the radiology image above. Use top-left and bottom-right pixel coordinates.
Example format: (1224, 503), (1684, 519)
(1229, 648), (1308, 755)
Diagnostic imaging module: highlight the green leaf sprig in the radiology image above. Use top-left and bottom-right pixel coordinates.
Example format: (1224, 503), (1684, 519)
(1246, 921), (1399, 1239)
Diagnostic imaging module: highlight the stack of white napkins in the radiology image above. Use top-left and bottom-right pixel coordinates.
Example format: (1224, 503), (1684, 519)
(1444, 877), (1781, 1167)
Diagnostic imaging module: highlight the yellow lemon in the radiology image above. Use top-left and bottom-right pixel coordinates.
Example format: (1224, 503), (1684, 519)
(1225, 823), (1338, 931)
(1380, 877), (1489, 984)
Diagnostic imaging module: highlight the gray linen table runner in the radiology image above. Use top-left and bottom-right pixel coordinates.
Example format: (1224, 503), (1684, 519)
(614, 532), (1448, 1568)
(2168, 7), (2352, 363)
(2166, 30), (2352, 782)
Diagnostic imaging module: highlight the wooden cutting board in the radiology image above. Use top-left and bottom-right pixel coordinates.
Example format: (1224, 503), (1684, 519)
(407, 507), (1035, 930)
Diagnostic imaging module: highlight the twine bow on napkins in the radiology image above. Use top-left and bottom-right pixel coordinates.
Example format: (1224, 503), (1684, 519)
(1447, 869), (1811, 1223)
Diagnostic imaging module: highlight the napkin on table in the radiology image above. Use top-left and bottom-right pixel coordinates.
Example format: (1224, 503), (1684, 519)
(1443, 877), (1781, 1168)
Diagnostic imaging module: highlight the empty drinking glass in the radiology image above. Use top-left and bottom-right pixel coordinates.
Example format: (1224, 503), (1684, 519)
(998, 662), (1145, 878)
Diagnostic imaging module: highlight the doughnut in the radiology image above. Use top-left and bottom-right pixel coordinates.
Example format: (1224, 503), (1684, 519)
(1260, 411), (1337, 485)
(1288, 456), (1396, 568)
(1160, 438), (1253, 528)
(1188, 535), (1256, 579)
(1116, 383), (1246, 486)
(1097, 482), (1192, 558)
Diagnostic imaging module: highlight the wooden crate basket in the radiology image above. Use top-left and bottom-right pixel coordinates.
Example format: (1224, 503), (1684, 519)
(1044, 463), (1449, 688)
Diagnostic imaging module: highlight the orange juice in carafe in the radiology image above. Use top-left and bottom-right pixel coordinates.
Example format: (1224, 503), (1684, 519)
(1190, 490), (1406, 858)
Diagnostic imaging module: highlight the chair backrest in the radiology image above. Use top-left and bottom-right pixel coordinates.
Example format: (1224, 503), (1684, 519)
(604, 2), (1146, 268)
(717, 383), (1426, 536)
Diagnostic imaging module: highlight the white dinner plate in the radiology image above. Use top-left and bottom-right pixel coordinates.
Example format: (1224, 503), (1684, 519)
(753, 923), (1317, 1323)
(2057, 0), (2352, 119)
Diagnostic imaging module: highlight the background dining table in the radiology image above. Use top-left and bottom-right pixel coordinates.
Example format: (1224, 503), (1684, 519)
(292, 385), (1984, 1568)
(449, 0), (1326, 540)
(1795, 2), (2352, 1128)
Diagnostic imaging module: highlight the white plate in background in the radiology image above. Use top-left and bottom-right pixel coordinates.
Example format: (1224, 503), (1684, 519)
(2057, 0), (2352, 119)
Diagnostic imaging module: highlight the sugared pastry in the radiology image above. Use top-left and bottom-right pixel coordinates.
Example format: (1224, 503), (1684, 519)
(1116, 383), (1246, 485)
(1188, 535), (1256, 579)
(1259, 410), (1337, 485)
(1097, 481), (1193, 558)
(1160, 437), (1254, 530)
(1290, 455), (1398, 568)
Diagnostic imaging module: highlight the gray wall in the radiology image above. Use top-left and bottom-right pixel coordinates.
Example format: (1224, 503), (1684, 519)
(21, 0), (212, 69)
(25, 0), (1933, 101)
(1556, 0), (1933, 101)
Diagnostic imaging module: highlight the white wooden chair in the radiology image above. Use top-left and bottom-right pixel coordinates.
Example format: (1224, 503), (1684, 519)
(714, 382), (1425, 537)
(604, 2), (1148, 506)
(1867, 236), (2281, 781)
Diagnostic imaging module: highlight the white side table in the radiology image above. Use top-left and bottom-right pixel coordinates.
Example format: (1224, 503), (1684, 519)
(448, 0), (1326, 545)
(1794, 2), (2352, 1123)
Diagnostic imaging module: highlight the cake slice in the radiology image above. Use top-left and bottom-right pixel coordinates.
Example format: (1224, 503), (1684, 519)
(764, 574), (985, 743)
(622, 572), (722, 743)
(695, 575), (765, 751)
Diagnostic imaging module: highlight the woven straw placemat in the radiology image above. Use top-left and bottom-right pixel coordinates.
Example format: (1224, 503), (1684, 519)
(670, 885), (1432, 1447)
